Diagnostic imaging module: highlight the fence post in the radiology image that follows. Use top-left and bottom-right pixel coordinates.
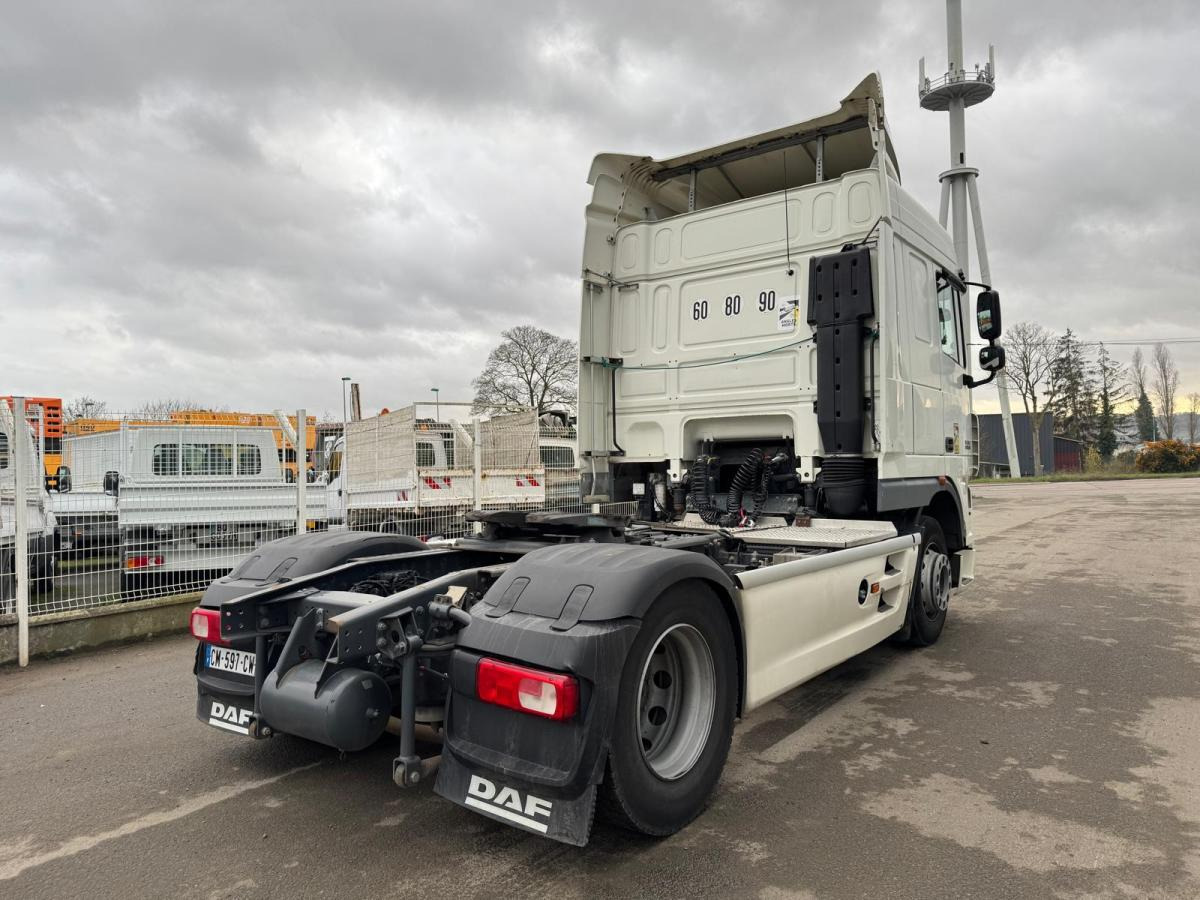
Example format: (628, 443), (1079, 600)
(13, 397), (30, 668)
(472, 417), (483, 535)
(295, 408), (307, 536)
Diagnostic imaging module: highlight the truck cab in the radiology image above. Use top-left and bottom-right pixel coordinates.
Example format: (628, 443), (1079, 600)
(577, 73), (991, 581)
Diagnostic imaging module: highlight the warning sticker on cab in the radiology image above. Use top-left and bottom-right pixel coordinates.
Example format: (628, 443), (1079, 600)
(777, 296), (800, 332)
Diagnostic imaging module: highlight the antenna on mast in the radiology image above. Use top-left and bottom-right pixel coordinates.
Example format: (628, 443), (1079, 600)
(919, 0), (1021, 478)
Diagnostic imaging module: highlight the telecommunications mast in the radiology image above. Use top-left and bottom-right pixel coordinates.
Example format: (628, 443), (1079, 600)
(920, 0), (1021, 477)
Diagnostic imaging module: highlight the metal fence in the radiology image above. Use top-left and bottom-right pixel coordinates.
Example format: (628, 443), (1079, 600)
(2, 397), (622, 667)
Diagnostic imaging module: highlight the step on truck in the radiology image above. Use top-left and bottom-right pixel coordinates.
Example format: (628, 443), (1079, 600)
(190, 74), (1006, 845)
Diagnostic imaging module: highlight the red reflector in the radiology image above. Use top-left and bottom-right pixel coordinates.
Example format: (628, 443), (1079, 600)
(189, 607), (228, 646)
(126, 554), (164, 570)
(476, 658), (579, 721)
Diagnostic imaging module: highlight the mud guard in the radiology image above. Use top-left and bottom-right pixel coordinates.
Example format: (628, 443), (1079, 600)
(434, 542), (736, 845)
(437, 750), (599, 844)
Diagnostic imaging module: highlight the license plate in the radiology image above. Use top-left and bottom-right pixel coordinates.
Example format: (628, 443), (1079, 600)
(205, 645), (256, 677)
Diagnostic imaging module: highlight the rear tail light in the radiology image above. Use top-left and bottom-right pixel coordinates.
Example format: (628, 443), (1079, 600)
(126, 554), (164, 570)
(189, 607), (228, 646)
(476, 658), (579, 721)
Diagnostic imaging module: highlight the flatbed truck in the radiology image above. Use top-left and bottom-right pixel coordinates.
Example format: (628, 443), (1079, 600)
(190, 74), (1005, 844)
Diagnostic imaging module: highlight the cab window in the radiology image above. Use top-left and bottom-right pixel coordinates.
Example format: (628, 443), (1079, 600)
(237, 444), (262, 475)
(415, 441), (436, 468)
(153, 443), (180, 476)
(936, 274), (963, 365)
(181, 442), (233, 476)
(540, 446), (575, 469)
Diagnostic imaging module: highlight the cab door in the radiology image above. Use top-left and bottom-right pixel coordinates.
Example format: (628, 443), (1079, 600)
(903, 249), (944, 457)
(935, 274), (969, 464)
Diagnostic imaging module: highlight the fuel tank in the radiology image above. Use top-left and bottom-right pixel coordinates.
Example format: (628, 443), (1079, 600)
(258, 660), (391, 751)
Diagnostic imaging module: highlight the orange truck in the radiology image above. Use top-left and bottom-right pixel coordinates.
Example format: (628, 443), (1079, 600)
(1, 397), (63, 490)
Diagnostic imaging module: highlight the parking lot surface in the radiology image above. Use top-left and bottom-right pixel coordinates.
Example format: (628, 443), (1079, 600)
(3, 478), (1199, 899)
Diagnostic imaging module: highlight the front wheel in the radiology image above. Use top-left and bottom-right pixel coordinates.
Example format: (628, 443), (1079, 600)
(598, 582), (737, 836)
(906, 516), (952, 647)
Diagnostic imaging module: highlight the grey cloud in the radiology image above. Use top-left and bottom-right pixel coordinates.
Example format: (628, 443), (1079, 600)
(1, 0), (1198, 415)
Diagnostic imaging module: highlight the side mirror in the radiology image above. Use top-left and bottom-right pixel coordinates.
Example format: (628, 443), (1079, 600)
(964, 343), (1006, 388)
(103, 470), (120, 496)
(979, 343), (1006, 371)
(55, 465), (72, 493)
(976, 290), (1002, 341)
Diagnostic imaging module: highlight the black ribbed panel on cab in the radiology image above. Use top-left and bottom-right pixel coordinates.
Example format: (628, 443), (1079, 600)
(807, 246), (874, 455)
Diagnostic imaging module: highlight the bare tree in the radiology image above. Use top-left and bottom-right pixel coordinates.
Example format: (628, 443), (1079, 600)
(471, 325), (578, 416)
(1130, 348), (1148, 395)
(135, 398), (205, 420)
(63, 396), (108, 421)
(1187, 392), (1200, 444)
(1004, 321), (1060, 476)
(1151, 343), (1180, 440)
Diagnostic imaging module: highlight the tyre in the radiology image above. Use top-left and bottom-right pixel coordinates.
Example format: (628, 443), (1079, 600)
(906, 515), (952, 647)
(598, 581), (737, 836)
(32, 552), (57, 596)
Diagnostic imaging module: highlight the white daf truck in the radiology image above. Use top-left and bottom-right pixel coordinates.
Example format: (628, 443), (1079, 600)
(188, 74), (1004, 845)
(54, 424), (300, 596)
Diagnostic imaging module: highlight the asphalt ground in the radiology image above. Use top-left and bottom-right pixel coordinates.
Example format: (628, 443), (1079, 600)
(2, 479), (1199, 899)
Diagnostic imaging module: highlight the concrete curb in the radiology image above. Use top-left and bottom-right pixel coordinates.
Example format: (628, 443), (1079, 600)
(0, 592), (201, 665)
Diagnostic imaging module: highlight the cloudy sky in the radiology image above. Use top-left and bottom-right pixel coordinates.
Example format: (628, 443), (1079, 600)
(2, 0), (1197, 419)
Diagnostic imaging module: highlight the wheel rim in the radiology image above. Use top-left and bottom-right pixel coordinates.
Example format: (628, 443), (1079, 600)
(920, 543), (952, 616)
(636, 623), (716, 781)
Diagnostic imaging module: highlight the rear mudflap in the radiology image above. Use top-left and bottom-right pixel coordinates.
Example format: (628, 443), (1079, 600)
(194, 640), (261, 737)
(436, 749), (597, 846)
(432, 610), (641, 846)
(195, 689), (256, 736)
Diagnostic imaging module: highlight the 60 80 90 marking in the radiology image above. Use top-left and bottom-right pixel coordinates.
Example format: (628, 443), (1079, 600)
(693, 290), (779, 321)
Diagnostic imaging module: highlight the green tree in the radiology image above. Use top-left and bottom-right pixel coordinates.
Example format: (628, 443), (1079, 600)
(1130, 348), (1156, 441)
(1094, 344), (1127, 461)
(1048, 329), (1097, 444)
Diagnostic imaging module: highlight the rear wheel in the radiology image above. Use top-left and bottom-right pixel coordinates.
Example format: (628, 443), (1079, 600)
(906, 516), (951, 646)
(32, 551), (56, 596)
(598, 582), (737, 836)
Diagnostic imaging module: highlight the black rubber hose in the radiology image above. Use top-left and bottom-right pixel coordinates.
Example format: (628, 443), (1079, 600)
(751, 452), (782, 516)
(723, 449), (764, 526)
(725, 449), (760, 514)
(690, 456), (724, 524)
